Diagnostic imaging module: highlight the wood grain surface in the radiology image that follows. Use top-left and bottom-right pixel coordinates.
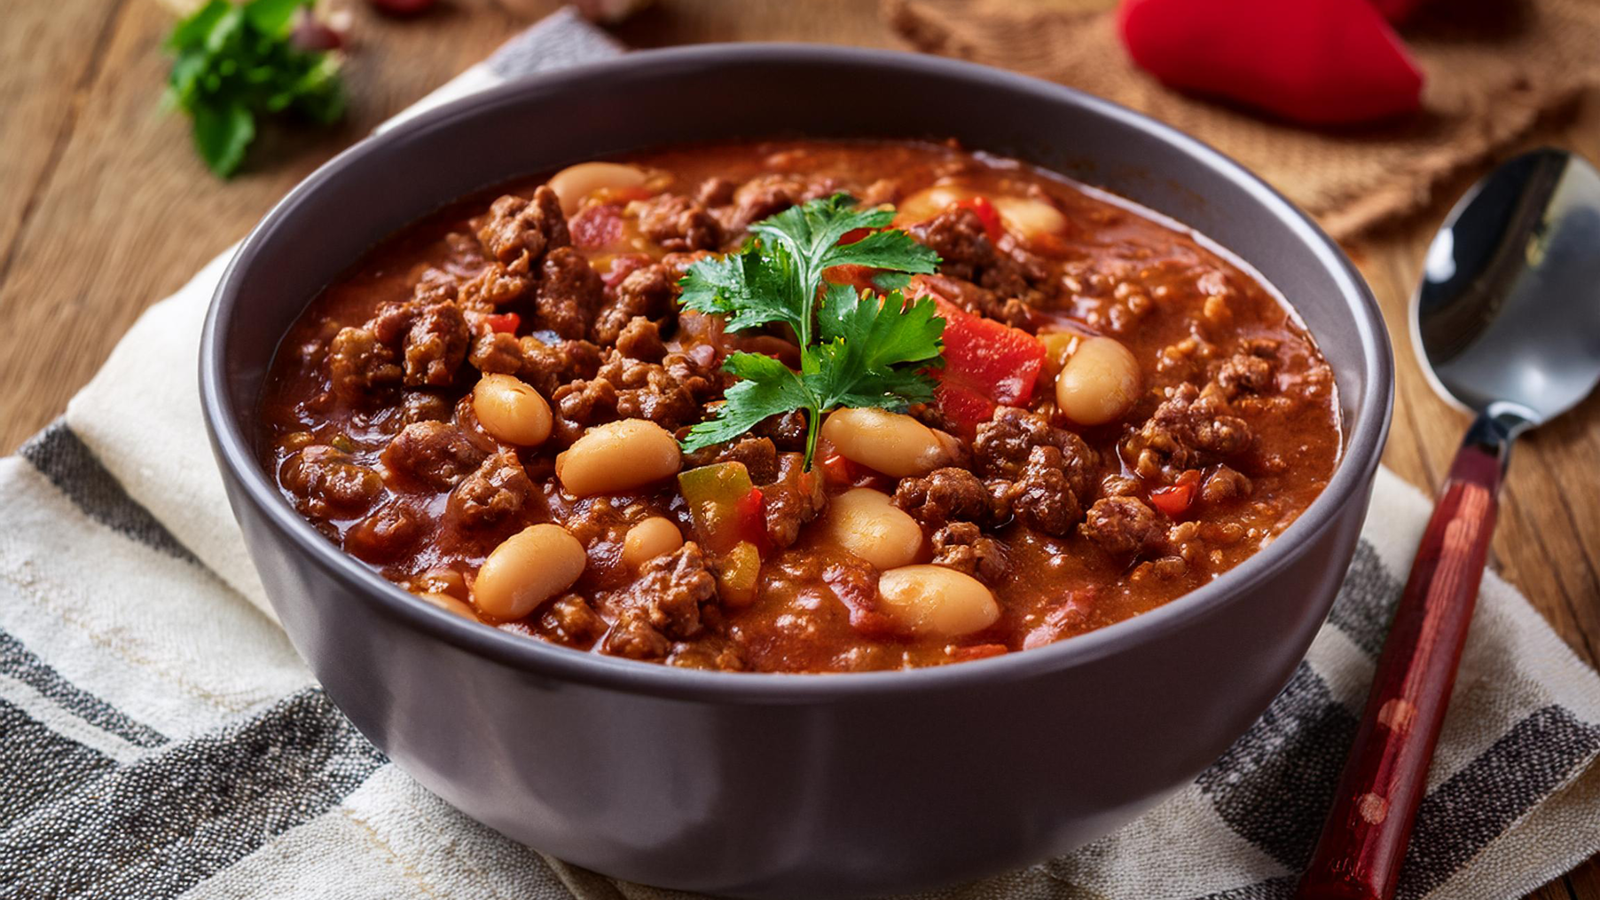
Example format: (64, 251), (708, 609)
(0, 1), (1595, 896)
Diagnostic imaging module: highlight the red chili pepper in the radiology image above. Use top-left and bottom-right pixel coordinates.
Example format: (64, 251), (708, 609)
(1117, 0), (1423, 126)
(953, 196), (1004, 242)
(484, 312), (520, 334)
(923, 296), (1045, 435)
(1149, 482), (1196, 518)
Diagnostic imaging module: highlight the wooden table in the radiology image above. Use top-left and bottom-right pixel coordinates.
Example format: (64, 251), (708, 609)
(2, 0), (1596, 895)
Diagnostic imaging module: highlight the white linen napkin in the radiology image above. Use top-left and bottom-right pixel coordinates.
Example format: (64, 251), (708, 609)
(4, 9), (1600, 899)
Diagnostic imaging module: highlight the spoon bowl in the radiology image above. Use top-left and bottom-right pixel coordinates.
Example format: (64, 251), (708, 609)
(1414, 148), (1600, 431)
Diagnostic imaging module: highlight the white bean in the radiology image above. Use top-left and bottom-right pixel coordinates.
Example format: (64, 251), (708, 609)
(472, 524), (586, 620)
(877, 565), (1000, 637)
(622, 516), (683, 569)
(896, 184), (972, 223)
(823, 488), (923, 571)
(1055, 336), (1141, 426)
(547, 162), (648, 215)
(472, 374), (552, 446)
(555, 418), (681, 496)
(991, 196), (1068, 239)
(415, 591), (477, 620)
(820, 408), (952, 478)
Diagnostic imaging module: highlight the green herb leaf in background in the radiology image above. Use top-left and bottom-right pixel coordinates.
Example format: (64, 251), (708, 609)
(679, 193), (944, 468)
(165, 0), (345, 178)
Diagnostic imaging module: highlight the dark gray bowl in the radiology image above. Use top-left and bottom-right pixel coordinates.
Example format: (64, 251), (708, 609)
(201, 45), (1392, 898)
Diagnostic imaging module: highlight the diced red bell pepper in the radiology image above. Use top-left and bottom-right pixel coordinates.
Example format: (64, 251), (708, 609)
(1149, 482), (1196, 518)
(484, 312), (520, 334)
(923, 296), (1045, 435)
(570, 203), (625, 249)
(953, 196), (1003, 242)
(837, 227), (870, 246)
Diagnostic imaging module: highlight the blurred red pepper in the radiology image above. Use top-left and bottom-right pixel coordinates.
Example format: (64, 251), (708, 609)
(1149, 483), (1196, 517)
(484, 312), (520, 334)
(1117, 0), (1424, 125)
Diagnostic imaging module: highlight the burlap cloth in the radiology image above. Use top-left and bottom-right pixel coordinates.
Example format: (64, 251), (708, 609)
(884, 0), (1600, 239)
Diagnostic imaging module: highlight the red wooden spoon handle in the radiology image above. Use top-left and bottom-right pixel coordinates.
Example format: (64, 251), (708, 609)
(1297, 433), (1504, 900)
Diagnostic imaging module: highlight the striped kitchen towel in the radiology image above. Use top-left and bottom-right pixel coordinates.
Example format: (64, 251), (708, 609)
(4, 9), (1600, 899)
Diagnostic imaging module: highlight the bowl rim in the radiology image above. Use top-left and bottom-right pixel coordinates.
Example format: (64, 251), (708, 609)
(200, 42), (1394, 702)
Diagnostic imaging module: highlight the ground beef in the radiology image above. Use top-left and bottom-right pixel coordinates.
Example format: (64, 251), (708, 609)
(593, 263), (675, 345)
(598, 353), (701, 431)
(382, 421), (485, 490)
(280, 445), (383, 517)
(1005, 445), (1083, 536)
(457, 261), (530, 309)
(1127, 382), (1251, 480)
(915, 274), (1035, 331)
(613, 542), (718, 640)
(534, 247), (604, 339)
(550, 378), (619, 445)
(761, 452), (828, 549)
(400, 391), (451, 424)
(931, 521), (1010, 583)
(667, 640), (746, 671)
(1080, 496), (1165, 557)
(893, 467), (1001, 527)
(615, 317), (666, 361)
(367, 302), (414, 345)
(343, 501), (425, 563)
(602, 609), (671, 661)
(518, 337), (602, 397)
(751, 410), (808, 452)
(477, 187), (570, 265)
(682, 436), (779, 486)
(411, 267), (458, 306)
(973, 406), (1096, 496)
(468, 332), (524, 374)
(696, 176), (737, 208)
(448, 449), (535, 530)
(725, 173), (840, 229)
(635, 193), (722, 252)
(402, 301), (469, 387)
(1201, 465), (1253, 504)
(327, 327), (401, 402)
(1216, 351), (1275, 397)
(910, 208), (1053, 307)
(536, 594), (607, 648)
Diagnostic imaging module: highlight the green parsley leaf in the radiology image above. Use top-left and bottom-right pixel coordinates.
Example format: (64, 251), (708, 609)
(164, 0), (344, 178)
(681, 353), (813, 451)
(811, 284), (945, 410)
(677, 193), (946, 467)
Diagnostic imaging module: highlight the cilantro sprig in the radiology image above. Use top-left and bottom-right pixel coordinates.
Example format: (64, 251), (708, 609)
(679, 194), (944, 468)
(165, 0), (345, 178)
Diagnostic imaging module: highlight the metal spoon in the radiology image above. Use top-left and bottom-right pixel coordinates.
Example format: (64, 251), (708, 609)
(1298, 147), (1600, 900)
